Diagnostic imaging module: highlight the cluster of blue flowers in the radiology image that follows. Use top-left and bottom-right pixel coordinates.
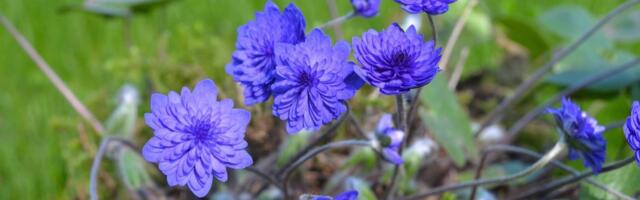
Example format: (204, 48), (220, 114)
(228, 2), (442, 134)
(138, 0), (640, 198)
(141, 0), (447, 197)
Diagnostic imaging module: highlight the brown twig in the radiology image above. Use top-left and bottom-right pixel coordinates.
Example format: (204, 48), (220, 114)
(0, 14), (105, 134)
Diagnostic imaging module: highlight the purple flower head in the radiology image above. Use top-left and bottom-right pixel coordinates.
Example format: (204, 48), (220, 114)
(394, 0), (456, 15)
(142, 79), (253, 197)
(623, 101), (640, 166)
(351, 0), (381, 18)
(226, 1), (306, 105)
(272, 29), (364, 134)
(353, 23), (441, 95)
(311, 190), (359, 200)
(375, 114), (405, 165)
(547, 97), (606, 173)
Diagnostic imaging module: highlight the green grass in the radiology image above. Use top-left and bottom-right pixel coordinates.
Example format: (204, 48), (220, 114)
(0, 0), (633, 199)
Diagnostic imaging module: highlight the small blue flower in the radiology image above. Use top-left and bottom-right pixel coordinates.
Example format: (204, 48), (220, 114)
(375, 114), (404, 165)
(272, 29), (364, 134)
(353, 23), (441, 95)
(547, 97), (606, 173)
(394, 0), (456, 15)
(351, 0), (381, 18)
(311, 190), (359, 200)
(623, 101), (640, 166)
(142, 79), (253, 197)
(226, 1), (306, 105)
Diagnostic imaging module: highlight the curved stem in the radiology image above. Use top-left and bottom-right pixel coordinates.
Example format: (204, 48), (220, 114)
(486, 145), (634, 200)
(280, 140), (371, 200)
(348, 113), (367, 138)
(89, 137), (138, 200)
(512, 156), (635, 199)
(505, 58), (640, 141)
(476, 0), (640, 138)
(316, 11), (356, 30)
(385, 95), (407, 200)
(402, 137), (566, 200)
(89, 138), (110, 200)
(245, 167), (284, 192)
(277, 103), (350, 177)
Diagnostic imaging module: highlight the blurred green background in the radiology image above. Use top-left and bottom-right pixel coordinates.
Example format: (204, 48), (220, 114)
(1, 0), (639, 199)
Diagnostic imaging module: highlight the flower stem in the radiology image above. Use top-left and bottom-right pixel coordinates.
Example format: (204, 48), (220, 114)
(482, 145), (634, 200)
(401, 137), (566, 200)
(513, 156), (636, 199)
(245, 167), (284, 192)
(475, 0), (640, 138)
(276, 103), (350, 178)
(280, 140), (371, 200)
(384, 95), (406, 200)
(316, 11), (356, 30)
(506, 58), (640, 141)
(89, 137), (137, 200)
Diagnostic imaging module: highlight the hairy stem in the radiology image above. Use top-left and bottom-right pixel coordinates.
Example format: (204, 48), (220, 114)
(245, 167), (284, 192)
(89, 137), (137, 200)
(280, 140), (371, 200)
(476, 0), (640, 137)
(384, 95), (407, 200)
(277, 103), (350, 177)
(512, 156), (635, 199)
(486, 145), (634, 200)
(317, 11), (356, 30)
(401, 137), (566, 200)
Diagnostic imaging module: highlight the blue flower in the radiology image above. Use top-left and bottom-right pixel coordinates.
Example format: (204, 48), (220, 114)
(353, 23), (441, 95)
(351, 0), (381, 18)
(623, 101), (640, 166)
(547, 97), (606, 173)
(226, 1), (306, 105)
(272, 29), (364, 134)
(375, 114), (404, 165)
(394, 0), (456, 15)
(311, 190), (359, 200)
(142, 79), (253, 197)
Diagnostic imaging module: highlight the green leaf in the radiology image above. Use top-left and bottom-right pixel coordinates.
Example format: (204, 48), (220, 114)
(546, 51), (640, 91)
(539, 5), (594, 39)
(83, 2), (132, 17)
(604, 11), (640, 42)
(276, 131), (312, 166)
(117, 148), (153, 190)
(580, 161), (640, 199)
(419, 75), (477, 167)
